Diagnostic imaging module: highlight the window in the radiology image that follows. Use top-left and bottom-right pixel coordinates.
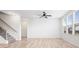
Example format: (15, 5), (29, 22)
(67, 14), (73, 34)
(75, 10), (79, 35)
(63, 18), (66, 33)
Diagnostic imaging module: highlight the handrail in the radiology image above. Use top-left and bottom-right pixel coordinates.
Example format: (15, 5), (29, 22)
(0, 11), (9, 15)
(0, 18), (17, 32)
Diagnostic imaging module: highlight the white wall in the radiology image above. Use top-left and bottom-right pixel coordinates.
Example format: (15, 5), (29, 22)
(0, 12), (21, 40)
(27, 17), (62, 38)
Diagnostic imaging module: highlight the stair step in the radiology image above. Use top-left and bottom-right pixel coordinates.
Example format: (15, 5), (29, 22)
(0, 27), (16, 44)
(7, 33), (16, 44)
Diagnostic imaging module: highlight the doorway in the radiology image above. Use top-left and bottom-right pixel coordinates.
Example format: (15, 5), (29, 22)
(21, 21), (27, 39)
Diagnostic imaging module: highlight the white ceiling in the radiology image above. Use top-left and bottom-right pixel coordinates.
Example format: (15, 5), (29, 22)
(1, 10), (69, 19)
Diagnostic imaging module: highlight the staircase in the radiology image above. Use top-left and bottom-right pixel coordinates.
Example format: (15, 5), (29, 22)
(0, 17), (16, 44)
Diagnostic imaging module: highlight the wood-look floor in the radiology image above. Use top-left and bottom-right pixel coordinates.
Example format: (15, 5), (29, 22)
(0, 38), (77, 48)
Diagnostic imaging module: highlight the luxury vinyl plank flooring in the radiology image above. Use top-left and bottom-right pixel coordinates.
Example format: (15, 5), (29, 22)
(0, 38), (77, 48)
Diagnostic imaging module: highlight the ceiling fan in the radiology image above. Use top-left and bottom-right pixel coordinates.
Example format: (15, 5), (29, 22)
(40, 11), (52, 18)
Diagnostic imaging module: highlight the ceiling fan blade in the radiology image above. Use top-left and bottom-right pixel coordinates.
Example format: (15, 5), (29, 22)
(40, 15), (44, 18)
(45, 16), (48, 18)
(47, 15), (52, 16)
